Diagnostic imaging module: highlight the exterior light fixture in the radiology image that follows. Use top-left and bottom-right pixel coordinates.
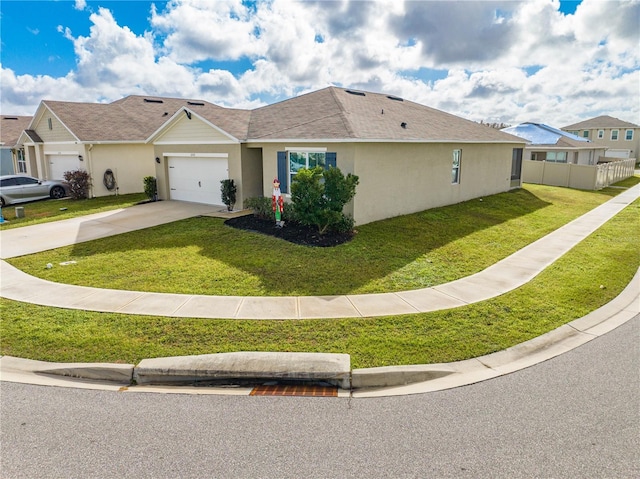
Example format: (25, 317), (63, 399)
(155, 157), (161, 164)
(78, 155), (84, 161)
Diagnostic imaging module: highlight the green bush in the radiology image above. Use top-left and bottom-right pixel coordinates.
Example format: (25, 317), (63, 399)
(290, 166), (359, 234)
(63, 169), (92, 200)
(244, 196), (296, 222)
(143, 176), (157, 201)
(220, 179), (237, 211)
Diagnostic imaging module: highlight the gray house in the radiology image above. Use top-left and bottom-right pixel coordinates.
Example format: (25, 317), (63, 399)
(1, 116), (31, 175)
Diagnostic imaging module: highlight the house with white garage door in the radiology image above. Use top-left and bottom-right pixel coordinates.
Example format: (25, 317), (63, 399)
(14, 96), (223, 198)
(16, 87), (526, 226)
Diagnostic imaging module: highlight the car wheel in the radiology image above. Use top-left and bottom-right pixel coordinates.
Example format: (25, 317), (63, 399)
(50, 186), (66, 199)
(0, 197), (5, 207)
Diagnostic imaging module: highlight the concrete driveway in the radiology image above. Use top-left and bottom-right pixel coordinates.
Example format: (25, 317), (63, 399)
(0, 200), (239, 259)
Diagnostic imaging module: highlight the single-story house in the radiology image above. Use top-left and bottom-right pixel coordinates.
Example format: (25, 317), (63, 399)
(502, 122), (633, 190)
(562, 115), (639, 160)
(150, 87), (526, 225)
(1, 115), (31, 175)
(501, 122), (606, 165)
(14, 87), (526, 225)
(14, 96), (211, 197)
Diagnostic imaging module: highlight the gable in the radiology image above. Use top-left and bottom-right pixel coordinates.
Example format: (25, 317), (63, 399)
(32, 107), (76, 143)
(153, 113), (237, 144)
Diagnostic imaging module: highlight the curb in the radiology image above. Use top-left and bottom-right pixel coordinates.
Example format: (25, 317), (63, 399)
(1, 269), (637, 397)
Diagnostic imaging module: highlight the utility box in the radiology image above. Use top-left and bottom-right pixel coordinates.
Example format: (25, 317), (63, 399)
(14, 206), (25, 218)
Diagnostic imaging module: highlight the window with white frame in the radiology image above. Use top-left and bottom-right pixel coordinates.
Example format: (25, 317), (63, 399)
(625, 129), (633, 141)
(452, 149), (461, 184)
(611, 129), (619, 140)
(288, 150), (327, 187)
(597, 130), (604, 139)
(16, 149), (27, 173)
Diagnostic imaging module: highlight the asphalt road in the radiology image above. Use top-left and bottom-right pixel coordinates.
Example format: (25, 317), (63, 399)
(2, 316), (638, 479)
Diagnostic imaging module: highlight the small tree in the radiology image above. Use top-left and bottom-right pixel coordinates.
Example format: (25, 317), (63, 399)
(63, 169), (92, 200)
(220, 179), (237, 211)
(291, 166), (359, 234)
(143, 176), (157, 201)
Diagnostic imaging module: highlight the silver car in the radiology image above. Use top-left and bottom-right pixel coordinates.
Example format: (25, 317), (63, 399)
(0, 175), (69, 207)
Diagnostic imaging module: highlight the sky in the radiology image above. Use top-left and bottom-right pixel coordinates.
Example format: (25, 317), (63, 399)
(1, 0), (638, 128)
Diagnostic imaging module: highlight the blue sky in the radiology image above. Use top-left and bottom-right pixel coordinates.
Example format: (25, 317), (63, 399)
(1, 0), (638, 127)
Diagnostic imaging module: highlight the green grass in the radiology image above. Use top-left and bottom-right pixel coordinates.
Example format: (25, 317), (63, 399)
(1, 198), (637, 368)
(0, 193), (147, 229)
(7, 182), (638, 296)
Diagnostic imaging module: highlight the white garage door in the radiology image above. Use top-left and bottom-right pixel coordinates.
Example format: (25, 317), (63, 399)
(48, 154), (80, 180)
(167, 154), (228, 205)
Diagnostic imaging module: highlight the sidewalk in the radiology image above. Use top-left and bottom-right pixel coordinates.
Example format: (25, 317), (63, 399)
(1, 185), (638, 319)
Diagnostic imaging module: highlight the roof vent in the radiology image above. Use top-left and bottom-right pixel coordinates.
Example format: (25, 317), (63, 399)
(345, 89), (366, 96)
(387, 95), (403, 102)
(3, 117), (19, 120)
(401, 122), (407, 129)
(187, 101), (205, 106)
(144, 98), (164, 103)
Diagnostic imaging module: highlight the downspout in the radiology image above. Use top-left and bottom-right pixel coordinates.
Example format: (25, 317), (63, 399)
(86, 144), (95, 198)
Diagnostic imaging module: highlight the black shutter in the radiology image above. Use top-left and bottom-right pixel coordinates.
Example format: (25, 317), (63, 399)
(326, 152), (337, 169)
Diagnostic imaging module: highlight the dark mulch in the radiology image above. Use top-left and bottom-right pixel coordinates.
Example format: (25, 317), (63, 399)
(224, 214), (354, 247)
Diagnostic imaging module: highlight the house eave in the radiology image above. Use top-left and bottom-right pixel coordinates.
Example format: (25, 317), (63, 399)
(245, 138), (527, 145)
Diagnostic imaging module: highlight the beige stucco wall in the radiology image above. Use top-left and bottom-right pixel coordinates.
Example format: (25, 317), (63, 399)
(351, 143), (517, 225)
(572, 127), (640, 159)
(255, 141), (519, 225)
(153, 144), (242, 202)
(87, 143), (155, 197)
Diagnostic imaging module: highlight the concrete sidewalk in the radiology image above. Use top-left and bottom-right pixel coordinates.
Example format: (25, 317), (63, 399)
(1, 185), (638, 319)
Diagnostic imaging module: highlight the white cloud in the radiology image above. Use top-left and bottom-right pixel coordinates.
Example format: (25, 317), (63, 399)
(1, 0), (638, 126)
(74, 0), (87, 11)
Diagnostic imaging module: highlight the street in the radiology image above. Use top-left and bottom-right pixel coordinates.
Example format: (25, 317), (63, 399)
(1, 316), (638, 479)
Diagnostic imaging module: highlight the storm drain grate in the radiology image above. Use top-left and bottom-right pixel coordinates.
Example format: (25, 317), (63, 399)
(250, 384), (338, 397)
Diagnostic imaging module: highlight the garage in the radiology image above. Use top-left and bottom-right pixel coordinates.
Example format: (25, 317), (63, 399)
(47, 153), (80, 180)
(167, 153), (229, 205)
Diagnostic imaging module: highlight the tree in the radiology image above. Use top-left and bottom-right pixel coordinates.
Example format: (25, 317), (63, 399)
(290, 166), (359, 234)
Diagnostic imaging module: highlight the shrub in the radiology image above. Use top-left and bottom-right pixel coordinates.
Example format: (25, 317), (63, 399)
(290, 166), (359, 234)
(143, 176), (157, 201)
(244, 196), (297, 222)
(63, 169), (92, 200)
(220, 179), (237, 211)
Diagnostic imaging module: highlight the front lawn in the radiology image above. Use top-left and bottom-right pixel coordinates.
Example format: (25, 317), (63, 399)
(6, 182), (638, 296)
(1, 197), (637, 367)
(0, 193), (147, 230)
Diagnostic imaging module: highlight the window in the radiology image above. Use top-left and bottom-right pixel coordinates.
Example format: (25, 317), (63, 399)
(288, 151), (327, 188)
(546, 151), (567, 163)
(583, 130), (589, 138)
(597, 130), (604, 139)
(625, 129), (633, 141)
(611, 129), (619, 140)
(277, 150), (336, 193)
(452, 149), (461, 184)
(16, 149), (27, 173)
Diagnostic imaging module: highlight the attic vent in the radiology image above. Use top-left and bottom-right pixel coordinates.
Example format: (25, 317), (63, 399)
(3, 117), (19, 120)
(144, 98), (164, 103)
(401, 122), (407, 129)
(345, 90), (366, 96)
(187, 101), (205, 106)
(387, 95), (403, 102)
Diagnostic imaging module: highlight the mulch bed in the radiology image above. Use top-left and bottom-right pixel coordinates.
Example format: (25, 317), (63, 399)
(224, 214), (354, 247)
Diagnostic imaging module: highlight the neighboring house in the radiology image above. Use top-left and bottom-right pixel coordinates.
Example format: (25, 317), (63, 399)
(13, 87), (526, 225)
(501, 122), (606, 165)
(562, 115), (640, 160)
(0, 116), (31, 176)
(502, 122), (633, 190)
(149, 87), (526, 225)
(15, 96), (209, 197)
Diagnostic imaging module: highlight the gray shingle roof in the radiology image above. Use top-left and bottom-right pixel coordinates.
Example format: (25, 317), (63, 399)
(0, 116), (32, 147)
(249, 87), (524, 143)
(562, 115), (639, 130)
(37, 87), (525, 144)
